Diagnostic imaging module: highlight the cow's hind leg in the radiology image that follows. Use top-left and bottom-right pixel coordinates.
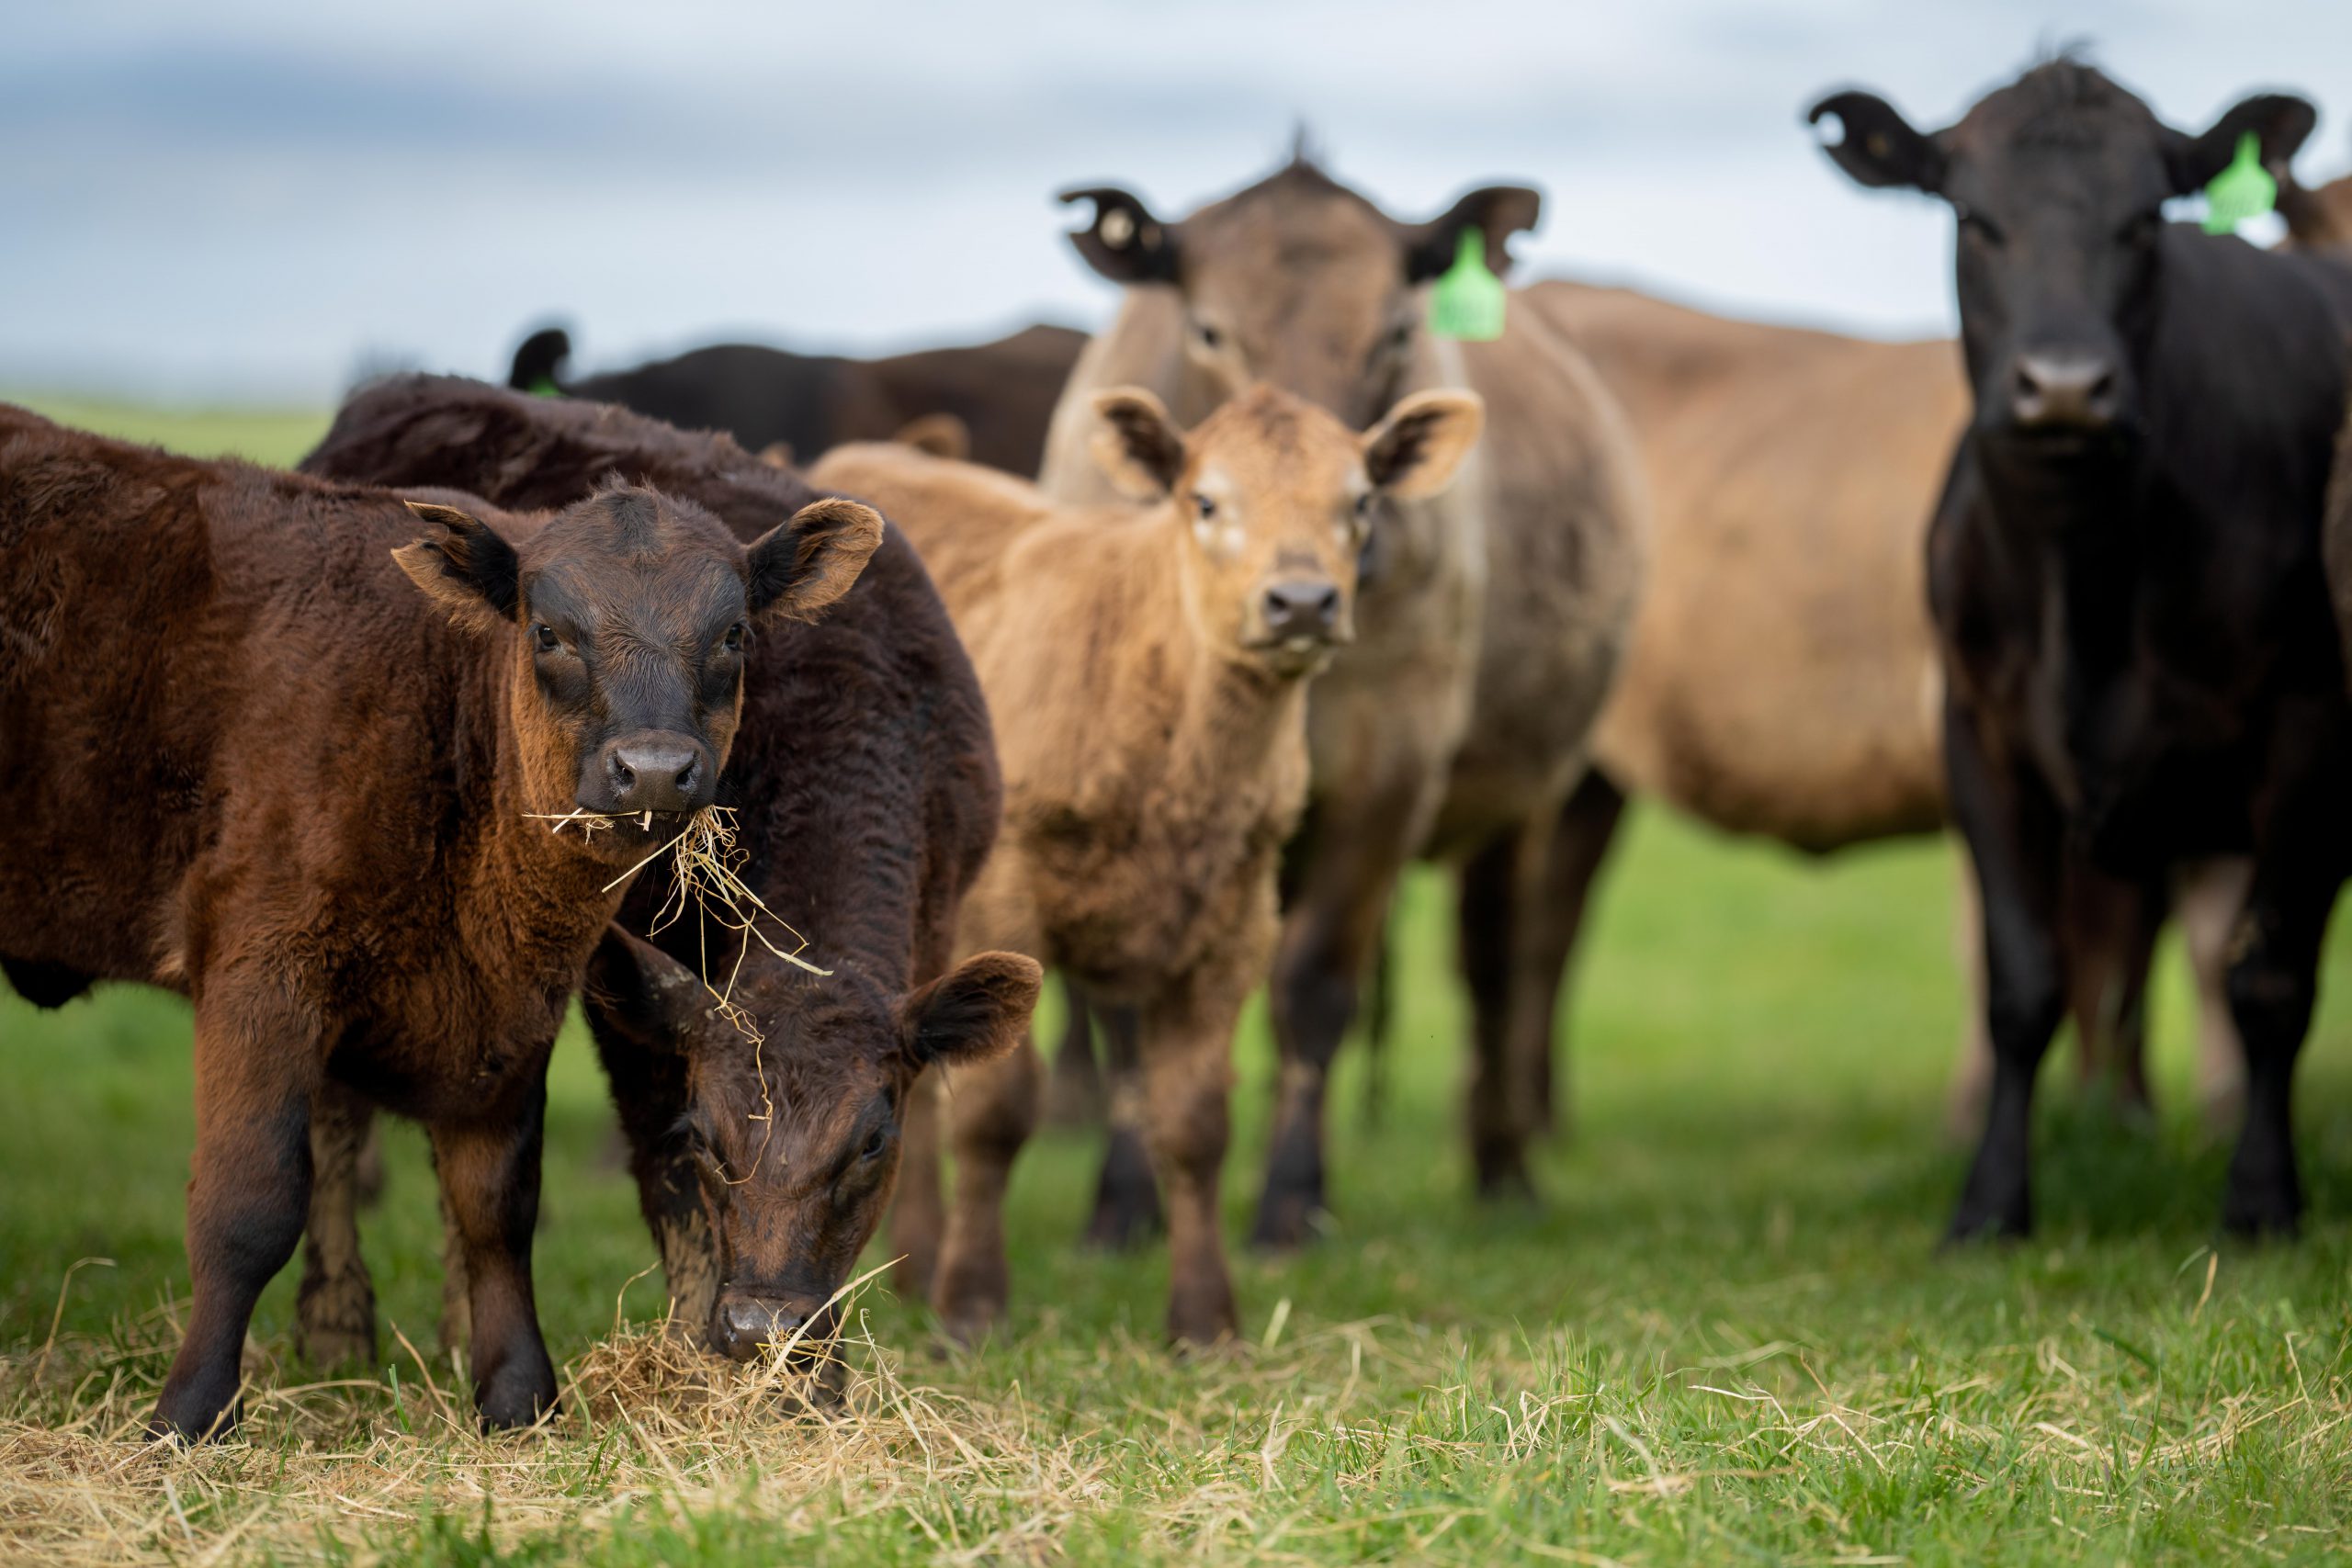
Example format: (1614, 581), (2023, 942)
(932, 1037), (1040, 1343)
(1083, 1005), (1162, 1249)
(296, 1085), (379, 1366)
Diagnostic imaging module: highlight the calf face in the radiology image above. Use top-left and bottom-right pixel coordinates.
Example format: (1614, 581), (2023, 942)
(1811, 62), (2314, 444)
(1089, 383), (1485, 677)
(588, 930), (1040, 1363)
(1063, 164), (1537, 430)
(396, 485), (881, 847)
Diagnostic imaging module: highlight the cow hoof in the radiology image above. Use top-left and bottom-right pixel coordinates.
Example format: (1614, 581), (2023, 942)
(474, 1365), (559, 1433)
(2220, 1190), (2301, 1241)
(294, 1324), (378, 1369)
(1943, 1203), (2031, 1247)
(1248, 1194), (1324, 1252)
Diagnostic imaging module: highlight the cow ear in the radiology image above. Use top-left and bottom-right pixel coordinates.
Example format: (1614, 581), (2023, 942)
(1363, 389), (1486, 501)
(1089, 388), (1189, 500)
(744, 498), (885, 625)
(1060, 186), (1182, 285)
(892, 412), (972, 461)
(899, 952), (1043, 1069)
(1400, 185), (1543, 285)
(2165, 93), (2317, 196)
(583, 926), (719, 1057)
(1808, 90), (1947, 194)
(392, 500), (519, 633)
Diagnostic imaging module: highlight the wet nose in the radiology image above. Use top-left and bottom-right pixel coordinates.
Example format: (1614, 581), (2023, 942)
(593, 732), (708, 816)
(712, 1295), (811, 1364)
(1261, 578), (1341, 642)
(2008, 353), (2118, 431)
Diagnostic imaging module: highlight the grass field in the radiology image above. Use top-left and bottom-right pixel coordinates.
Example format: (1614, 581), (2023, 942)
(3, 401), (2349, 1565)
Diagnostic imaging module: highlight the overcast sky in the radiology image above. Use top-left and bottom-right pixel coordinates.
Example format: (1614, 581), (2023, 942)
(6, 1), (2350, 403)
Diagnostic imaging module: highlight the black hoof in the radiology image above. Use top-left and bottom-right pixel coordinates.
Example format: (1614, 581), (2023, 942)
(1082, 1192), (1164, 1251)
(1943, 1203), (2031, 1247)
(2221, 1191), (2301, 1241)
(1249, 1191), (1325, 1251)
(474, 1361), (559, 1432)
(147, 1393), (241, 1445)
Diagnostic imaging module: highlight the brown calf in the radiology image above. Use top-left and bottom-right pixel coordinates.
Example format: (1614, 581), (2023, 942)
(0, 404), (876, 1438)
(812, 381), (1483, 1344)
(297, 377), (1041, 1371)
(1040, 156), (1645, 1238)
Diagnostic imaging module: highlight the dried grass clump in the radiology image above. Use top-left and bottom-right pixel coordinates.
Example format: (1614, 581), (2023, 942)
(0, 1271), (1105, 1567)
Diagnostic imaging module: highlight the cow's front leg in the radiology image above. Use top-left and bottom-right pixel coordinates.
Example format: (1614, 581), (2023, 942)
(153, 988), (318, 1441)
(430, 1090), (558, 1431)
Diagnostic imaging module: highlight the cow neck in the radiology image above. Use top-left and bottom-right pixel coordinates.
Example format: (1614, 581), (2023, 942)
(449, 637), (636, 986)
(1148, 519), (1313, 802)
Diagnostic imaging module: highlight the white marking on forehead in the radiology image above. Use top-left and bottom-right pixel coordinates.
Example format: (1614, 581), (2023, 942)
(1101, 209), (1136, 249)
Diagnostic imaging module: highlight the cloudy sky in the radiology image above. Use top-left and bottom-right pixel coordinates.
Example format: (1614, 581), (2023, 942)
(6, 0), (2350, 403)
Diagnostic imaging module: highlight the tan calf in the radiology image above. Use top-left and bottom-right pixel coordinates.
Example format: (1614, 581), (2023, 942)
(812, 383), (1482, 1343)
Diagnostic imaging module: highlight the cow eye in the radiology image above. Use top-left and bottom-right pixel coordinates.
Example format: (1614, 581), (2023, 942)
(860, 1125), (888, 1161)
(1193, 320), (1223, 351)
(531, 624), (560, 654)
(723, 622), (747, 653)
(1355, 492), (1375, 518)
(1194, 493), (1217, 522)
(1387, 322), (1414, 352)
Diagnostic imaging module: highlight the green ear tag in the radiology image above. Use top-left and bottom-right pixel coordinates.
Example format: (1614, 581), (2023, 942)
(1429, 229), (1506, 342)
(527, 377), (561, 398)
(2202, 131), (2277, 236)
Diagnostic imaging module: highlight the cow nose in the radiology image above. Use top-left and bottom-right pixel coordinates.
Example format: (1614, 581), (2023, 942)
(595, 734), (707, 816)
(1262, 578), (1341, 642)
(2008, 353), (2118, 431)
(712, 1295), (810, 1364)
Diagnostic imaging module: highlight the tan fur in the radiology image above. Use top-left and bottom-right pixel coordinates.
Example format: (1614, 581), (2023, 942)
(1039, 164), (1646, 1223)
(2282, 170), (2352, 254)
(814, 382), (1476, 1343)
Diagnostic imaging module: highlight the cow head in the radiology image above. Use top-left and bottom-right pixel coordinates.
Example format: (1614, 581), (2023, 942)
(1090, 381), (1484, 678)
(1810, 61), (2314, 448)
(393, 484), (882, 859)
(586, 928), (1040, 1367)
(1061, 159), (1537, 430)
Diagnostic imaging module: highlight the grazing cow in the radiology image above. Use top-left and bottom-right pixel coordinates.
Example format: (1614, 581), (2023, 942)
(298, 377), (1041, 1370)
(1521, 281), (2253, 1130)
(0, 405), (878, 1438)
(510, 321), (1088, 476)
(1811, 60), (2352, 1237)
(811, 381), (1485, 1342)
(1039, 155), (1645, 1245)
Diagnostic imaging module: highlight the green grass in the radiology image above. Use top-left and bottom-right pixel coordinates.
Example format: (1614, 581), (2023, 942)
(3, 399), (2349, 1565)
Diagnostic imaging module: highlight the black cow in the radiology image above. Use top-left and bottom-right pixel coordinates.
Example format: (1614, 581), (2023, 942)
(1810, 59), (2352, 1238)
(508, 321), (1087, 477)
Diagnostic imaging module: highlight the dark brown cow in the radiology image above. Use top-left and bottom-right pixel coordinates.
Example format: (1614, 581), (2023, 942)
(298, 378), (1040, 1370)
(510, 322), (1089, 476)
(0, 405), (879, 1438)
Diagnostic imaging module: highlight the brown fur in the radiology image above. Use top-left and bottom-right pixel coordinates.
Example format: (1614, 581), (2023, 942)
(2282, 169), (2352, 254)
(813, 380), (1483, 1344)
(297, 377), (1041, 1367)
(0, 402), (873, 1438)
(1039, 159), (1645, 1228)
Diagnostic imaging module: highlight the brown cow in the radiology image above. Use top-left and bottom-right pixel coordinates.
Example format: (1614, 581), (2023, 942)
(812, 381), (1485, 1343)
(1038, 157), (1645, 1239)
(295, 377), (1042, 1371)
(511, 321), (1089, 476)
(0, 405), (879, 1438)
(2282, 164), (2352, 253)
(1524, 280), (2251, 1128)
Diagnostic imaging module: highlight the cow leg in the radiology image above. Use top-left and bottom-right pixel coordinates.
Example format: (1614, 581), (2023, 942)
(589, 1017), (715, 1341)
(1944, 861), (1998, 1142)
(1254, 784), (1421, 1248)
(1457, 828), (1537, 1200)
(1519, 770), (1627, 1139)
(2057, 862), (2164, 1113)
(295, 1085), (379, 1367)
(430, 1094), (558, 1431)
(931, 1036), (1040, 1344)
(890, 1065), (945, 1300)
(1043, 975), (1105, 1127)
(1945, 703), (2067, 1242)
(2176, 857), (2252, 1128)
(1082, 1004), (1162, 1248)
(152, 993), (316, 1441)
(1358, 909), (1396, 1129)
(2219, 849), (2340, 1237)
(1142, 997), (1239, 1347)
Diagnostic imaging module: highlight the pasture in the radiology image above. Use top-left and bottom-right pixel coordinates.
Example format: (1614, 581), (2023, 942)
(2, 402), (2349, 1566)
